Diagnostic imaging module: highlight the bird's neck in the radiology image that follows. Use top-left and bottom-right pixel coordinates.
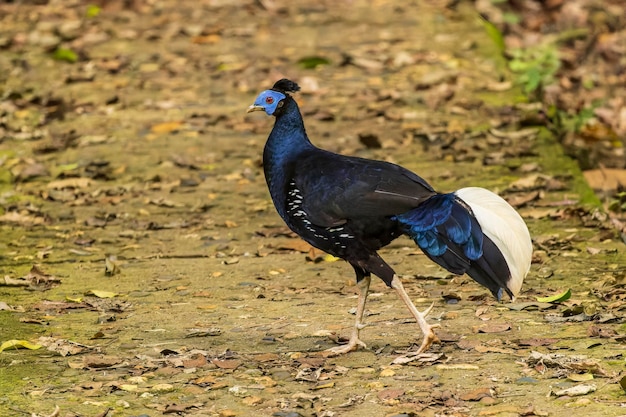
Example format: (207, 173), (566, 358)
(263, 98), (314, 173)
(266, 99), (313, 155)
(263, 98), (315, 209)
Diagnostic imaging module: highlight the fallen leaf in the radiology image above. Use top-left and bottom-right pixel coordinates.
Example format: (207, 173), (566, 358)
(567, 373), (594, 382)
(38, 336), (92, 356)
(474, 323), (511, 333)
(322, 254), (340, 262)
(0, 211), (45, 226)
(377, 388), (404, 401)
(552, 384), (596, 397)
(268, 239), (312, 253)
(185, 327), (222, 337)
(150, 121), (184, 134)
(82, 355), (122, 369)
(297, 56), (331, 69)
(85, 290), (118, 298)
(460, 387), (493, 401)
(587, 325), (617, 338)
(536, 289), (571, 303)
(516, 338), (559, 347)
(392, 352), (444, 365)
(583, 168), (626, 191)
(47, 177), (92, 189)
(312, 381), (335, 390)
(507, 302), (556, 311)
(211, 359), (242, 369)
(12, 265), (62, 290)
(0, 339), (43, 353)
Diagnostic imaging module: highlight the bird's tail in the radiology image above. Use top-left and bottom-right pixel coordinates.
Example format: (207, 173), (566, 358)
(394, 187), (532, 300)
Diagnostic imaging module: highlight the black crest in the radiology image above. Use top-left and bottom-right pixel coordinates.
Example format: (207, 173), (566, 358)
(272, 79), (301, 94)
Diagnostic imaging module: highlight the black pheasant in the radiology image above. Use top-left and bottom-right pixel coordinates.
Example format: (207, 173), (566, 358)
(247, 79), (532, 354)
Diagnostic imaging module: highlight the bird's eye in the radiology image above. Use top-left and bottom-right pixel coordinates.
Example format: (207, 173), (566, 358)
(265, 96), (274, 104)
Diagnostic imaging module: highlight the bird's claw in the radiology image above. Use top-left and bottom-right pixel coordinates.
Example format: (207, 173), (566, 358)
(415, 323), (441, 354)
(415, 302), (441, 353)
(421, 302), (435, 317)
(324, 337), (367, 356)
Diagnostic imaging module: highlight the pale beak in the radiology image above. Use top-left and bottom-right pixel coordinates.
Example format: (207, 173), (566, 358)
(247, 105), (265, 113)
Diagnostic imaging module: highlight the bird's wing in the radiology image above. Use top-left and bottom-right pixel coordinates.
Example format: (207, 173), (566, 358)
(292, 151), (436, 227)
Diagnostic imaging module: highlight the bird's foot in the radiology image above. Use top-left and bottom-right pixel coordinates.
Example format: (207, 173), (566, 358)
(414, 302), (441, 354)
(416, 325), (441, 353)
(324, 336), (367, 356)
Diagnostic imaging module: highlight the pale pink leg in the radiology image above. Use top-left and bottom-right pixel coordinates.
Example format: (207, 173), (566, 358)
(390, 274), (440, 353)
(325, 275), (371, 355)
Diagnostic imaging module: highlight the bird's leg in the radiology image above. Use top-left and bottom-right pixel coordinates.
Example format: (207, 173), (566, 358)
(390, 274), (440, 353)
(325, 275), (371, 356)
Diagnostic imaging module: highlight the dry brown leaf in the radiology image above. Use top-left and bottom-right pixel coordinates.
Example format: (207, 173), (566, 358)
(583, 168), (626, 191)
(268, 239), (312, 253)
(82, 354), (123, 369)
(459, 387), (493, 401)
(0, 211), (45, 226)
(474, 323), (511, 333)
(47, 177), (92, 189)
(150, 121), (184, 134)
(211, 359), (242, 369)
(377, 388), (405, 401)
(38, 336), (93, 356)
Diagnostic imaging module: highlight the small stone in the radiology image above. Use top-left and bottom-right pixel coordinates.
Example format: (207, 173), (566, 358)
(150, 383), (175, 393)
(57, 21), (83, 40)
(242, 395), (264, 406)
(229, 385), (248, 397)
(366, 381), (385, 390)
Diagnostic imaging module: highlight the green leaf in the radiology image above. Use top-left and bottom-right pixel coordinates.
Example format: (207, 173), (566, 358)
(52, 48), (78, 63)
(297, 56), (331, 69)
(536, 289), (571, 303)
(86, 4), (101, 18)
(86, 290), (117, 298)
(620, 375), (626, 392)
(480, 16), (505, 54)
(502, 12), (520, 25)
(524, 67), (542, 93)
(0, 339), (42, 353)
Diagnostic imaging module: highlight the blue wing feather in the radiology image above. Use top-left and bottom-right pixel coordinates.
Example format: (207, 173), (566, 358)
(395, 193), (483, 261)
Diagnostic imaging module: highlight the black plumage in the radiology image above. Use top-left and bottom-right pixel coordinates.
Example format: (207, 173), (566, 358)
(248, 79), (532, 354)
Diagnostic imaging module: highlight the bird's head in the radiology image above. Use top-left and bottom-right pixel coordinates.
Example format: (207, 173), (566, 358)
(247, 79), (300, 116)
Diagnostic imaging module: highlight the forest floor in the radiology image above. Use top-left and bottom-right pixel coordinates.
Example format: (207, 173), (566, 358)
(0, 1), (625, 417)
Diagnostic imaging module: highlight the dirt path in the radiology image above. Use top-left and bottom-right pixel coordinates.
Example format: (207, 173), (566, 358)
(1, 1), (624, 416)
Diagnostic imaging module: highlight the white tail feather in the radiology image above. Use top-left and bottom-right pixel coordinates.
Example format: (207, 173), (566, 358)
(455, 187), (532, 297)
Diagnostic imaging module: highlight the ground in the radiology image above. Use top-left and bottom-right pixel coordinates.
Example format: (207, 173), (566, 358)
(0, 1), (625, 417)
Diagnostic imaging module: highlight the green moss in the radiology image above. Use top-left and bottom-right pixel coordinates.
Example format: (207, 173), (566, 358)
(534, 128), (601, 207)
(0, 313), (41, 411)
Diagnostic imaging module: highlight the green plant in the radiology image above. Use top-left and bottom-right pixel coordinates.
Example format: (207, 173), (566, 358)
(52, 47), (78, 63)
(508, 44), (560, 95)
(608, 191), (626, 213)
(86, 4), (101, 18)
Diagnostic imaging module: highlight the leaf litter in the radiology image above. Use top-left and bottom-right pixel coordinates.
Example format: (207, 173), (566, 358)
(0, 0), (625, 416)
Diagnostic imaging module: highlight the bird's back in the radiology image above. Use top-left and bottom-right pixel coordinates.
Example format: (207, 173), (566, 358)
(271, 147), (436, 259)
